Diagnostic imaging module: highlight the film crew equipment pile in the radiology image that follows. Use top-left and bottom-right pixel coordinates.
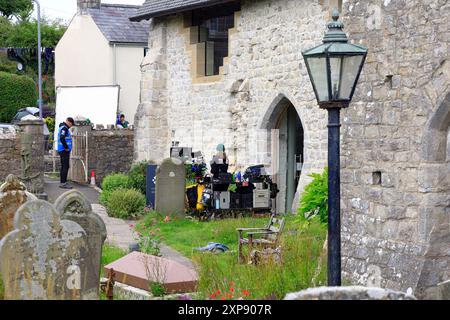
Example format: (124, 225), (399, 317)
(174, 146), (280, 220)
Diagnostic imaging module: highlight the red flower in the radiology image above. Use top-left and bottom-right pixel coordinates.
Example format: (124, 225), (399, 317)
(216, 290), (221, 295)
(227, 293), (233, 299)
(220, 296), (226, 301)
(230, 281), (235, 287)
(242, 290), (250, 297)
(164, 216), (171, 223)
(210, 293), (217, 299)
(229, 287), (234, 292)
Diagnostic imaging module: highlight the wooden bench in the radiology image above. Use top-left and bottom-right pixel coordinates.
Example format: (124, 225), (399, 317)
(236, 214), (286, 264)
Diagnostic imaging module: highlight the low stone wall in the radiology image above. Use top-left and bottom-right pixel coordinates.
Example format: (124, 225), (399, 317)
(88, 128), (135, 186)
(0, 126), (21, 182)
(284, 286), (416, 300)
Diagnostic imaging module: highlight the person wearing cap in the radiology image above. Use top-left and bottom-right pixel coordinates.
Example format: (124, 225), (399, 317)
(57, 117), (75, 189)
(116, 114), (129, 129)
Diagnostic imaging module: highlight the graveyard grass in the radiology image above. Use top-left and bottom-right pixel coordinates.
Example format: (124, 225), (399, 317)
(136, 214), (327, 300)
(99, 245), (128, 300)
(101, 245), (128, 277)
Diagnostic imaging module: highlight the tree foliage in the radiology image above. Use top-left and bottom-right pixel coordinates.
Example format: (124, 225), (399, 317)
(1, 18), (67, 48)
(0, 0), (33, 20)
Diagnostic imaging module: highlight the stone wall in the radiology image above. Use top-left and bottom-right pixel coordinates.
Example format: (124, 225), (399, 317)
(0, 126), (21, 182)
(0, 121), (45, 196)
(340, 0), (450, 299)
(135, 0), (333, 212)
(88, 128), (135, 186)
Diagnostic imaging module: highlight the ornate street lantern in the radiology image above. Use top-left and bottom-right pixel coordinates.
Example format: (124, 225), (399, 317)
(302, 9), (368, 287)
(303, 9), (368, 109)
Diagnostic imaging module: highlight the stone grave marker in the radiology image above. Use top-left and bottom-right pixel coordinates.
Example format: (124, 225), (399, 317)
(55, 190), (107, 299)
(155, 158), (186, 217)
(0, 174), (37, 239)
(0, 200), (91, 300)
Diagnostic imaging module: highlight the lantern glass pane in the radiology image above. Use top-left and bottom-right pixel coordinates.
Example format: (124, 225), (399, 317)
(306, 56), (328, 102)
(329, 57), (343, 100)
(339, 55), (364, 100)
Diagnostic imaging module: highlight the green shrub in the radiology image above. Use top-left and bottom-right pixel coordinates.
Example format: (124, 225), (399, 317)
(106, 188), (146, 219)
(99, 190), (113, 207)
(44, 116), (55, 133)
(0, 71), (37, 122)
(298, 168), (328, 224)
(100, 173), (132, 206)
(102, 173), (132, 192)
(128, 162), (149, 194)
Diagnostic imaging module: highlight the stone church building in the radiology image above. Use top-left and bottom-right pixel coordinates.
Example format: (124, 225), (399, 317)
(131, 0), (449, 298)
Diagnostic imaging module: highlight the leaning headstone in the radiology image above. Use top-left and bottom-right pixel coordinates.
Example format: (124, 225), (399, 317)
(55, 190), (107, 299)
(0, 174), (37, 239)
(284, 286), (417, 300)
(155, 158), (186, 217)
(0, 200), (91, 300)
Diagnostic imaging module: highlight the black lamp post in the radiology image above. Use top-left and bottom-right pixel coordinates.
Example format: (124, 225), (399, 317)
(302, 9), (368, 286)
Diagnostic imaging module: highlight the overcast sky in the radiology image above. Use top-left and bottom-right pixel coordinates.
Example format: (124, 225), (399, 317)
(32, 0), (145, 23)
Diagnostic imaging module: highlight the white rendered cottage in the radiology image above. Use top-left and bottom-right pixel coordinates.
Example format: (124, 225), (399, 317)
(55, 0), (150, 124)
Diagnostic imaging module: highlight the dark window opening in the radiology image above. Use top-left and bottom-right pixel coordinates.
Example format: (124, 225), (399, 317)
(372, 171), (382, 185)
(191, 2), (240, 76)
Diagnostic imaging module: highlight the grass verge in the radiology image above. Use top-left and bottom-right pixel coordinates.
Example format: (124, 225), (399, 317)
(136, 213), (327, 300)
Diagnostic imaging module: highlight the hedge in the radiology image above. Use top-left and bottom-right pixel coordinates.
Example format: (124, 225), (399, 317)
(0, 71), (37, 122)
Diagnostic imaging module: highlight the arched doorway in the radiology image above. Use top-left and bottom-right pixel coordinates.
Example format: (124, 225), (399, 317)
(262, 95), (304, 213)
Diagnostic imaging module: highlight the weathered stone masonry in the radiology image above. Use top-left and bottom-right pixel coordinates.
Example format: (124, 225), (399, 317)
(88, 128), (135, 186)
(0, 121), (45, 195)
(135, 0), (449, 298)
(340, 0), (449, 299)
(135, 0), (332, 211)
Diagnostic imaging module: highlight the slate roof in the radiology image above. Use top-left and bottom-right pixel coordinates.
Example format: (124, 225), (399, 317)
(87, 4), (150, 45)
(131, 0), (237, 21)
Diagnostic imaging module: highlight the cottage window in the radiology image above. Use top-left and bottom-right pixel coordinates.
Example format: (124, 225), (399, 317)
(189, 3), (240, 77)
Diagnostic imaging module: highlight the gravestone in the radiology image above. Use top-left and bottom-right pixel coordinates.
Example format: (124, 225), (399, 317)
(0, 174), (37, 239)
(0, 200), (91, 300)
(155, 158), (186, 217)
(55, 190), (107, 299)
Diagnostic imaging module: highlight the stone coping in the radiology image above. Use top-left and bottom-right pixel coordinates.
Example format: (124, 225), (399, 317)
(284, 286), (417, 300)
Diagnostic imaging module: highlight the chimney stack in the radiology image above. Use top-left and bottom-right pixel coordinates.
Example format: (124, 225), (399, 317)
(77, 0), (101, 13)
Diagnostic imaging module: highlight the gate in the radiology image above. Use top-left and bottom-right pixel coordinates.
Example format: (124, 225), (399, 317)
(69, 128), (89, 183)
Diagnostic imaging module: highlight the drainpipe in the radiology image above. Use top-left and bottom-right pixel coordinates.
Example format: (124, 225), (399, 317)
(113, 43), (117, 85)
(113, 43), (119, 117)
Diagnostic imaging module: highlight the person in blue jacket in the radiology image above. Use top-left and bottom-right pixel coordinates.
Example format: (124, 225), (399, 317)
(57, 117), (75, 189)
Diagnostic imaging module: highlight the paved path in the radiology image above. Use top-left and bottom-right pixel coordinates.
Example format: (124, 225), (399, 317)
(44, 177), (100, 204)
